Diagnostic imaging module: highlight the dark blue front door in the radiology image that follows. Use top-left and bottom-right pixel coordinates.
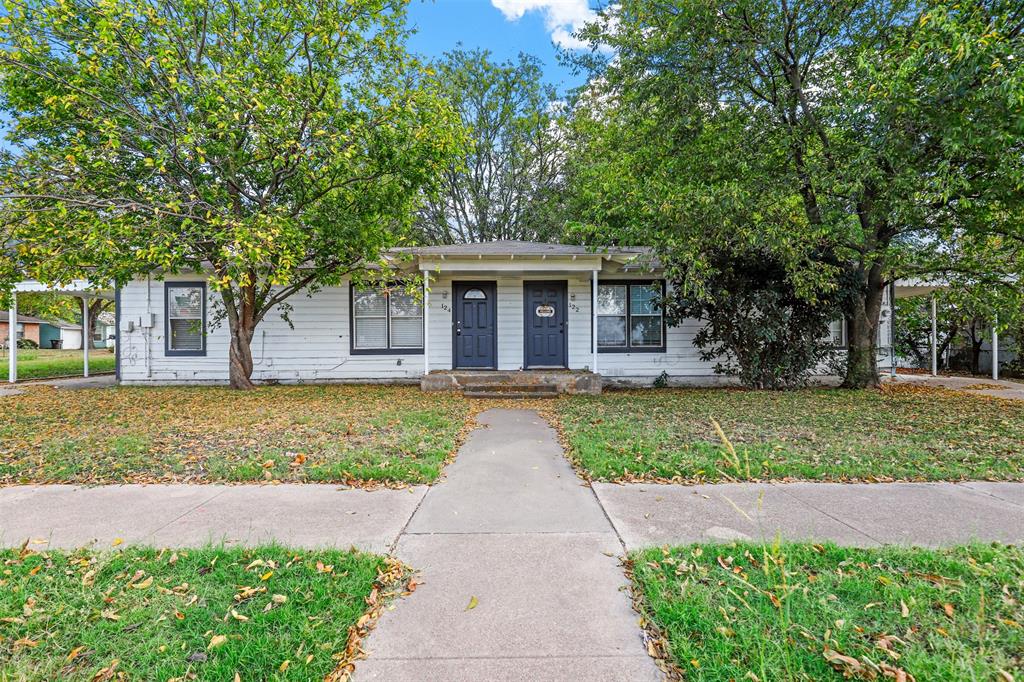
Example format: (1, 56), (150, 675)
(454, 282), (496, 368)
(524, 281), (567, 368)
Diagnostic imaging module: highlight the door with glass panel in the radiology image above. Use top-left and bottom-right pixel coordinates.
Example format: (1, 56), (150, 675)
(453, 282), (497, 368)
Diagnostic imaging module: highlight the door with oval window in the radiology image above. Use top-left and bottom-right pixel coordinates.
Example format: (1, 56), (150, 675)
(453, 282), (497, 369)
(524, 281), (567, 368)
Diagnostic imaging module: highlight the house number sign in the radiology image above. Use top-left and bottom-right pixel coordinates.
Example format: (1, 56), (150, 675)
(535, 305), (555, 318)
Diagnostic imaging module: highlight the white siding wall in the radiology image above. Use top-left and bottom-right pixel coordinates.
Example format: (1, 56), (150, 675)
(119, 274), (425, 384)
(118, 271), (893, 384)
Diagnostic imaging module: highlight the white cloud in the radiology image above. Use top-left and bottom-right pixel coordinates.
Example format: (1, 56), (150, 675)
(491, 0), (597, 50)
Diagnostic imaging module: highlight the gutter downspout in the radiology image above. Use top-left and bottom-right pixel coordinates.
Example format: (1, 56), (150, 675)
(591, 269), (598, 374)
(423, 270), (430, 377)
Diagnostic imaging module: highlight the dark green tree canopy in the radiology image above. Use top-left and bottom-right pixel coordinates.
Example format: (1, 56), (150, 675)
(0, 0), (462, 387)
(566, 0), (1024, 387)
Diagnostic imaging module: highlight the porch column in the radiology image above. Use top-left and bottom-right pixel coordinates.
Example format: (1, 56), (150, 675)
(993, 317), (999, 381)
(8, 291), (16, 383)
(82, 296), (89, 378)
(423, 270), (430, 376)
(930, 295), (938, 377)
(591, 270), (599, 374)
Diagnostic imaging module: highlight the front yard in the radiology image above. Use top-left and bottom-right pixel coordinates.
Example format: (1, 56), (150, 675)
(631, 542), (1024, 680)
(0, 545), (400, 680)
(0, 348), (116, 381)
(0, 385), (472, 486)
(553, 384), (1024, 483)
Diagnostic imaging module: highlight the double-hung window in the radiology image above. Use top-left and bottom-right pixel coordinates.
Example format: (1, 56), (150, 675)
(15, 323), (24, 340)
(351, 285), (424, 354)
(597, 281), (665, 352)
(165, 283), (206, 356)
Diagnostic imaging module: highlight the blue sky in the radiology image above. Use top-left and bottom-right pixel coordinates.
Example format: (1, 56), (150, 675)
(406, 0), (600, 94)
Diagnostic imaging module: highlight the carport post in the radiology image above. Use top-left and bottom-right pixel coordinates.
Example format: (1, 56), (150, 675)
(8, 291), (16, 383)
(930, 295), (938, 377)
(993, 317), (999, 381)
(82, 296), (89, 378)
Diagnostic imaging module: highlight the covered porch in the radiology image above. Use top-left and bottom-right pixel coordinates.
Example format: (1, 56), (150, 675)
(395, 241), (654, 379)
(5, 279), (115, 384)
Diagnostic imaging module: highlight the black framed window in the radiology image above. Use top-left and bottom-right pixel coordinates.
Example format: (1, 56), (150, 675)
(351, 285), (424, 355)
(165, 282), (206, 356)
(597, 280), (665, 353)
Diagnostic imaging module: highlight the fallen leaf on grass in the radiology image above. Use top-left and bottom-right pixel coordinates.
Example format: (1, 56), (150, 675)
(66, 646), (85, 661)
(208, 634), (227, 650)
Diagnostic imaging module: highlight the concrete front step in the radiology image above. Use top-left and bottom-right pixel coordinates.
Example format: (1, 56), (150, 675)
(422, 370), (602, 395)
(463, 390), (560, 399)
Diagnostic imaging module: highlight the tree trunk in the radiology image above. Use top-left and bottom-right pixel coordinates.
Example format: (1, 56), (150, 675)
(223, 285), (258, 390)
(841, 269), (885, 389)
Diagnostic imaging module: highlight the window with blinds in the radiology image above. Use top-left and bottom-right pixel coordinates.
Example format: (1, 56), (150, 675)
(166, 283), (206, 355)
(597, 281), (665, 352)
(352, 285), (423, 353)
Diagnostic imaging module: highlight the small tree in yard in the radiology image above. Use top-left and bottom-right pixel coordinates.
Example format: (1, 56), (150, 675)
(666, 249), (847, 389)
(0, 0), (461, 388)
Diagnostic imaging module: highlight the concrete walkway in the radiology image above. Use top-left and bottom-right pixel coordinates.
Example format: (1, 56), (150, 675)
(0, 484), (425, 553)
(888, 373), (1024, 401)
(355, 409), (661, 681)
(594, 480), (1024, 550)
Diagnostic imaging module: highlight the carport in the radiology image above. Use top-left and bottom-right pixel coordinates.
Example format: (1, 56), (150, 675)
(6, 279), (115, 383)
(893, 278), (1001, 381)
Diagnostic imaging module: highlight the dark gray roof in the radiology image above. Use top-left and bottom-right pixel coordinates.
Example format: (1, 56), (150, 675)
(0, 311), (50, 325)
(392, 240), (651, 257)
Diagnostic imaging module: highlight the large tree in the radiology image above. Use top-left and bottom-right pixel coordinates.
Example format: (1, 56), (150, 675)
(566, 0), (1024, 388)
(415, 48), (565, 244)
(0, 0), (461, 388)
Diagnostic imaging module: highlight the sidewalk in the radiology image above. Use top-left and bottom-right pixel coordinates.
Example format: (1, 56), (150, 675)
(354, 408), (661, 681)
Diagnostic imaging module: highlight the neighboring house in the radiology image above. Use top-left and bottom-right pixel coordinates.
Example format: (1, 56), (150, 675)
(114, 241), (895, 386)
(0, 311), (46, 347)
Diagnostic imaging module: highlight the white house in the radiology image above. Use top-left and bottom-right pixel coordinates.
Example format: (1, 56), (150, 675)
(113, 241), (893, 390)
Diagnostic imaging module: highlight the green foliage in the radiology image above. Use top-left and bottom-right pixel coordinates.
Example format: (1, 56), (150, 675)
(667, 250), (845, 389)
(0, 545), (386, 680)
(565, 0), (1024, 388)
(13, 293), (80, 324)
(0, 0), (463, 386)
(632, 542), (1024, 680)
(417, 48), (565, 243)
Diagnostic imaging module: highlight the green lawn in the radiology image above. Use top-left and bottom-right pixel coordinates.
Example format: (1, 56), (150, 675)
(631, 542), (1024, 681)
(0, 348), (116, 381)
(0, 385), (472, 485)
(0, 545), (398, 680)
(553, 385), (1024, 483)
